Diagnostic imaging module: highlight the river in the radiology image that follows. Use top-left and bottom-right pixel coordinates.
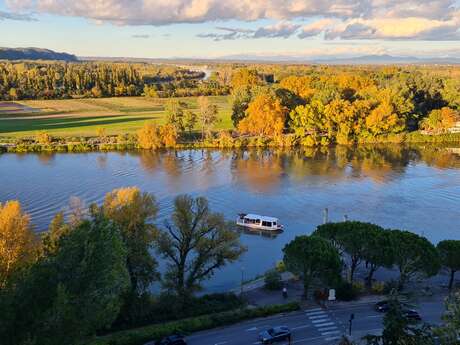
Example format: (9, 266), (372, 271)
(1, 144), (460, 291)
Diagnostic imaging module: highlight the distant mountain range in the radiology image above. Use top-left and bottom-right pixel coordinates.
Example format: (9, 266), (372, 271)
(0, 48), (78, 61)
(1, 47), (459, 65)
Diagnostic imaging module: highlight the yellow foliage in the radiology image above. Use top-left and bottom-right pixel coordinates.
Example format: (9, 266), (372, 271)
(159, 124), (178, 148)
(137, 123), (162, 149)
(36, 131), (53, 145)
(231, 68), (260, 90)
(238, 94), (287, 136)
(280, 76), (315, 100)
(0, 200), (37, 287)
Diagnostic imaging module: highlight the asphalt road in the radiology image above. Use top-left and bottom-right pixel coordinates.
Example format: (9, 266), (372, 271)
(185, 297), (445, 345)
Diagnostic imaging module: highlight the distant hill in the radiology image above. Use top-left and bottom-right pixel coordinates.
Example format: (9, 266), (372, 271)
(0, 48), (78, 61)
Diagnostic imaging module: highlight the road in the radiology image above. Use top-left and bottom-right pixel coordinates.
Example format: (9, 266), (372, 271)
(185, 297), (445, 345)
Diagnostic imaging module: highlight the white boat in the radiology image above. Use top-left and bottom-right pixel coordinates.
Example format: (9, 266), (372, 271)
(236, 213), (283, 231)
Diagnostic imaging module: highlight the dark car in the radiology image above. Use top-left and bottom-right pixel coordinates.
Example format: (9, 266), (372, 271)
(259, 326), (291, 344)
(155, 334), (187, 345)
(402, 309), (422, 321)
(374, 300), (411, 313)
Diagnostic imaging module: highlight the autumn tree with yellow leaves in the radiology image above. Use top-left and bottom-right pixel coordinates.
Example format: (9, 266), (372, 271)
(238, 94), (287, 136)
(0, 200), (37, 288)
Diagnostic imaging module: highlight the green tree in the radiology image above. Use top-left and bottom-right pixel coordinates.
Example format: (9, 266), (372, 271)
(99, 187), (159, 295)
(389, 230), (440, 289)
(440, 291), (460, 344)
(437, 240), (460, 290)
(165, 99), (185, 132)
(362, 230), (394, 288)
(156, 195), (245, 305)
(41, 211), (71, 256)
(283, 235), (341, 299)
(231, 86), (252, 127)
(183, 109), (198, 135)
(364, 291), (433, 345)
(1, 214), (130, 345)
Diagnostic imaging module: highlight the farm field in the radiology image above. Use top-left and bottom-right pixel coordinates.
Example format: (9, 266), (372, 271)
(0, 95), (232, 138)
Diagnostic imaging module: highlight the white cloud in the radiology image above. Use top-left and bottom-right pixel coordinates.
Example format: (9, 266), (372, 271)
(5, 0), (460, 40)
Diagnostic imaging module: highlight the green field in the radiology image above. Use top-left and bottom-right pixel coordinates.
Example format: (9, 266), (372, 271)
(0, 96), (233, 139)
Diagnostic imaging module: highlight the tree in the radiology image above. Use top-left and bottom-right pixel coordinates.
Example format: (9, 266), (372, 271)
(283, 235), (341, 298)
(159, 123), (179, 147)
(0, 200), (37, 288)
(230, 68), (260, 90)
(362, 230), (394, 288)
(237, 94), (287, 136)
(1, 214), (130, 345)
(165, 99), (185, 132)
(156, 195), (245, 305)
(231, 86), (252, 127)
(389, 230), (440, 289)
(42, 211), (71, 256)
(198, 96), (219, 139)
(437, 240), (460, 290)
(183, 109), (197, 135)
(421, 107), (458, 134)
(314, 221), (387, 283)
(99, 187), (158, 295)
(365, 100), (406, 136)
(440, 291), (460, 344)
(137, 122), (162, 149)
(364, 291), (434, 345)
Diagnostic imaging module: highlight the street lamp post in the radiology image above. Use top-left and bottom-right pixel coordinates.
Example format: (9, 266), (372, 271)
(349, 313), (354, 336)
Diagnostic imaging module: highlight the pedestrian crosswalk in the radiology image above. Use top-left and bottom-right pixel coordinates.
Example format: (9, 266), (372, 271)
(305, 308), (342, 342)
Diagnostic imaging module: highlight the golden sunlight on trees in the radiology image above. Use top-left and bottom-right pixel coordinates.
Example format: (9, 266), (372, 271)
(0, 200), (37, 288)
(421, 107), (459, 134)
(230, 68), (260, 90)
(198, 96), (219, 139)
(238, 94), (287, 136)
(137, 123), (163, 149)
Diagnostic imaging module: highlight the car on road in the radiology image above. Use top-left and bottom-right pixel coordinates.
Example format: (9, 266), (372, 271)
(374, 300), (411, 312)
(402, 309), (422, 321)
(155, 334), (187, 345)
(259, 326), (291, 344)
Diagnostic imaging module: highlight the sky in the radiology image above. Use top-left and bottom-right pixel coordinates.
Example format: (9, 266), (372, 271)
(1, 0), (460, 60)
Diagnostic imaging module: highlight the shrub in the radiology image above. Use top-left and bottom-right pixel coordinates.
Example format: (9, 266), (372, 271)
(86, 302), (300, 345)
(36, 131), (53, 144)
(264, 269), (283, 290)
(336, 281), (359, 301)
(383, 279), (400, 294)
(352, 281), (365, 294)
(275, 260), (286, 273)
(371, 281), (385, 295)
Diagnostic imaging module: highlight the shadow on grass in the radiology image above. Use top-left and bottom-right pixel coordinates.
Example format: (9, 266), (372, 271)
(0, 115), (159, 134)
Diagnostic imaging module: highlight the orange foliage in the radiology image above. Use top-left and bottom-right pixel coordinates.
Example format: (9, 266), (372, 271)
(238, 94), (287, 136)
(279, 76), (315, 100)
(0, 200), (37, 287)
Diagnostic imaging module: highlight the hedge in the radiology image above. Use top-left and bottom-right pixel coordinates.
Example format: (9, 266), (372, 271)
(84, 302), (300, 345)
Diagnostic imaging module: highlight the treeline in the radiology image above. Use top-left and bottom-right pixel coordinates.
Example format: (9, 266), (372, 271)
(0, 189), (245, 345)
(229, 66), (460, 145)
(0, 61), (228, 100)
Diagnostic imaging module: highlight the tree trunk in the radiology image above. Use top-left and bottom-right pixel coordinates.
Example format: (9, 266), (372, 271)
(366, 265), (377, 288)
(448, 270), (456, 290)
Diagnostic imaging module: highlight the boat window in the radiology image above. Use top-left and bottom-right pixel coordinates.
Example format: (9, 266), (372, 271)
(262, 221), (272, 227)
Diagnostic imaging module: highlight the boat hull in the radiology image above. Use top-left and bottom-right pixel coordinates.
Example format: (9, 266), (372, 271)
(236, 220), (283, 232)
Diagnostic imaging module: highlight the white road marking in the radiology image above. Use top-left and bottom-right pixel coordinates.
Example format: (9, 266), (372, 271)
(318, 326), (338, 332)
(214, 342), (228, 345)
(246, 327), (258, 331)
(321, 330), (341, 336)
(307, 308), (323, 312)
(311, 318), (331, 324)
(309, 314), (328, 320)
(312, 321), (335, 327)
(291, 325), (310, 330)
(325, 336), (341, 341)
(306, 310), (326, 316)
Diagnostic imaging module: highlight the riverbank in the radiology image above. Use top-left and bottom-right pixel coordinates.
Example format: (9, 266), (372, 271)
(2, 131), (460, 154)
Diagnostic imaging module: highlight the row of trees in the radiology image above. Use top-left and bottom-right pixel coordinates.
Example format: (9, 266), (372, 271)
(282, 221), (460, 298)
(229, 67), (460, 145)
(136, 96), (221, 149)
(1, 61), (226, 100)
(0, 189), (245, 344)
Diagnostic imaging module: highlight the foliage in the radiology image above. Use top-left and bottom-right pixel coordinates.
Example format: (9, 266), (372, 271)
(198, 96), (220, 139)
(165, 99), (185, 132)
(238, 94), (287, 136)
(41, 211), (71, 255)
(421, 107), (459, 134)
(439, 291), (460, 344)
(137, 123), (163, 149)
(264, 269), (283, 290)
(283, 235), (341, 298)
(86, 302), (300, 345)
(437, 240), (460, 290)
(0, 200), (37, 288)
(156, 195), (246, 304)
(36, 131), (53, 144)
(371, 281), (386, 295)
(364, 291), (434, 345)
(183, 109), (198, 134)
(335, 281), (360, 301)
(389, 229), (440, 289)
(0, 214), (130, 345)
(98, 187), (159, 295)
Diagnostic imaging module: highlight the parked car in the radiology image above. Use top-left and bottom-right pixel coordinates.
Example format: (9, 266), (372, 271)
(259, 326), (291, 344)
(402, 309), (422, 321)
(155, 334), (187, 345)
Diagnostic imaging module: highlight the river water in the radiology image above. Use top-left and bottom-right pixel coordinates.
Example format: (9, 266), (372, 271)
(1, 145), (460, 291)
